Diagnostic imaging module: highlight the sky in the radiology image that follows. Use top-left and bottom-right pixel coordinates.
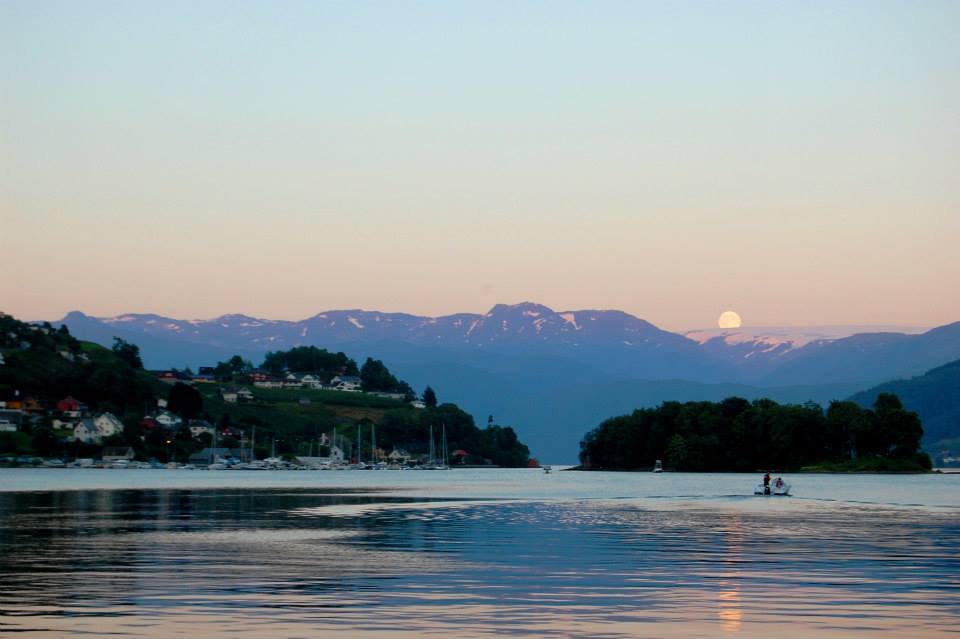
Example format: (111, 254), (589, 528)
(2, 1), (958, 331)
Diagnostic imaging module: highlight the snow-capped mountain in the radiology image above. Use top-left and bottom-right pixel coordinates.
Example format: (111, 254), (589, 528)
(684, 325), (930, 376)
(63, 302), (724, 381)
(53, 304), (960, 463)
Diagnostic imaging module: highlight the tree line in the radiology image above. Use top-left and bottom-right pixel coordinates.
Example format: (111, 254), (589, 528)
(209, 346), (414, 397)
(579, 394), (931, 472)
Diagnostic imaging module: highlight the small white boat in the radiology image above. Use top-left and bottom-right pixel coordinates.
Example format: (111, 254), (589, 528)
(754, 479), (791, 496)
(653, 460), (663, 473)
(543, 465), (552, 474)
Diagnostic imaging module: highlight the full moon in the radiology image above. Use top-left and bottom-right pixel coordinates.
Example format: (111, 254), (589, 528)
(718, 311), (742, 329)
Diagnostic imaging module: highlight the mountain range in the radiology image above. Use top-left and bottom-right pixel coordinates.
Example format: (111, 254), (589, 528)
(53, 303), (960, 462)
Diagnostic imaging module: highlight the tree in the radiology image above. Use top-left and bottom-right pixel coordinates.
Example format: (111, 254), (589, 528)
(31, 427), (60, 457)
(423, 386), (438, 408)
(360, 357), (408, 393)
(664, 433), (688, 470)
(111, 337), (143, 369)
(873, 393), (923, 458)
(168, 382), (202, 419)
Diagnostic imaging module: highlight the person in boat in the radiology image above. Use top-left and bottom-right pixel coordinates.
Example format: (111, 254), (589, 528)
(775, 477), (785, 489)
(763, 472), (771, 495)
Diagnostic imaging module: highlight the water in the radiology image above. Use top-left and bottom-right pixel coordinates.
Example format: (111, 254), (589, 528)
(0, 469), (958, 637)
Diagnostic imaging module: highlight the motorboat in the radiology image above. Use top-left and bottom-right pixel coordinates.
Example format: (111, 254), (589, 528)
(543, 465), (552, 474)
(754, 479), (791, 496)
(653, 460), (663, 473)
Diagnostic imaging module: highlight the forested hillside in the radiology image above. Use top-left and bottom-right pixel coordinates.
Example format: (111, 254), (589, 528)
(579, 394), (931, 472)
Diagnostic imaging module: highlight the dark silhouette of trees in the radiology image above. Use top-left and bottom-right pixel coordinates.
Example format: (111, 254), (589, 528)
(261, 346), (358, 377)
(111, 337), (143, 369)
(422, 386), (437, 407)
(168, 382), (202, 419)
(580, 394), (929, 471)
(360, 358), (412, 396)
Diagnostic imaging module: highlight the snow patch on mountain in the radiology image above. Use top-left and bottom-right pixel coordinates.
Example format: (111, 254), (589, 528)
(559, 313), (580, 330)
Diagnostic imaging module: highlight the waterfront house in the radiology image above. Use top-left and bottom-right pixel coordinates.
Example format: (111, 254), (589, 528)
(93, 412), (124, 438)
(388, 448), (412, 464)
(73, 419), (101, 444)
(221, 389), (239, 403)
(237, 388), (254, 402)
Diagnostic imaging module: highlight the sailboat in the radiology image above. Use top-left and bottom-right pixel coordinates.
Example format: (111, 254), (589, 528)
(420, 424), (450, 470)
(438, 423), (449, 470)
(208, 424), (227, 470)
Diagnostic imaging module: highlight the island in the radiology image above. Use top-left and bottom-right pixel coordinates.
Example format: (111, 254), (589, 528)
(577, 395), (932, 472)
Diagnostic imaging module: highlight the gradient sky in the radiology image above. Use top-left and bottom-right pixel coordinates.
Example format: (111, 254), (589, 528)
(2, 1), (958, 330)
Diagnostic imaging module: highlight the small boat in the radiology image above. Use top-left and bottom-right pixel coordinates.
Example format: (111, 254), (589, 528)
(653, 460), (663, 473)
(543, 465), (552, 474)
(754, 479), (791, 496)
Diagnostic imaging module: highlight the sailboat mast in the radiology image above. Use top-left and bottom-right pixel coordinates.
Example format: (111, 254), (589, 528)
(372, 424), (377, 464)
(357, 424), (361, 464)
(442, 423), (448, 468)
(429, 424), (435, 465)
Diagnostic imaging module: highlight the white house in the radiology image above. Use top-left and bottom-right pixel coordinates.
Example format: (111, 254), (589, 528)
(52, 418), (78, 431)
(154, 410), (183, 428)
(282, 373), (303, 388)
(253, 379), (283, 389)
(189, 422), (215, 438)
(329, 375), (362, 392)
(295, 445), (345, 469)
(237, 388), (255, 402)
(410, 400), (426, 409)
(221, 389), (239, 403)
(93, 412), (124, 438)
(388, 448), (412, 463)
(73, 419), (101, 444)
(300, 374), (323, 389)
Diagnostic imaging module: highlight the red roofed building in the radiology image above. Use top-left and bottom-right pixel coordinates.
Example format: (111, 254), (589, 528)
(57, 396), (87, 413)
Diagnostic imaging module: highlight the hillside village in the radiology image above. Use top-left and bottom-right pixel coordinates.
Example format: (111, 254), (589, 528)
(0, 312), (531, 469)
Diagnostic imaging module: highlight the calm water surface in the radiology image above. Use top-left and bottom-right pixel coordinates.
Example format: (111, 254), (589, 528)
(0, 469), (958, 638)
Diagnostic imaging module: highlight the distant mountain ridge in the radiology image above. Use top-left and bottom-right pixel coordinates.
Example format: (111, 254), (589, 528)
(53, 303), (960, 462)
(58, 304), (954, 385)
(849, 359), (960, 447)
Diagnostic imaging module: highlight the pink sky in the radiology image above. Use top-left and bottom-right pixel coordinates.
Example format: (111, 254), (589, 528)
(2, 2), (958, 331)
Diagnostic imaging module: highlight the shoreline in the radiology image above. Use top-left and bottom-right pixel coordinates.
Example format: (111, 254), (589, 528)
(564, 465), (944, 474)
